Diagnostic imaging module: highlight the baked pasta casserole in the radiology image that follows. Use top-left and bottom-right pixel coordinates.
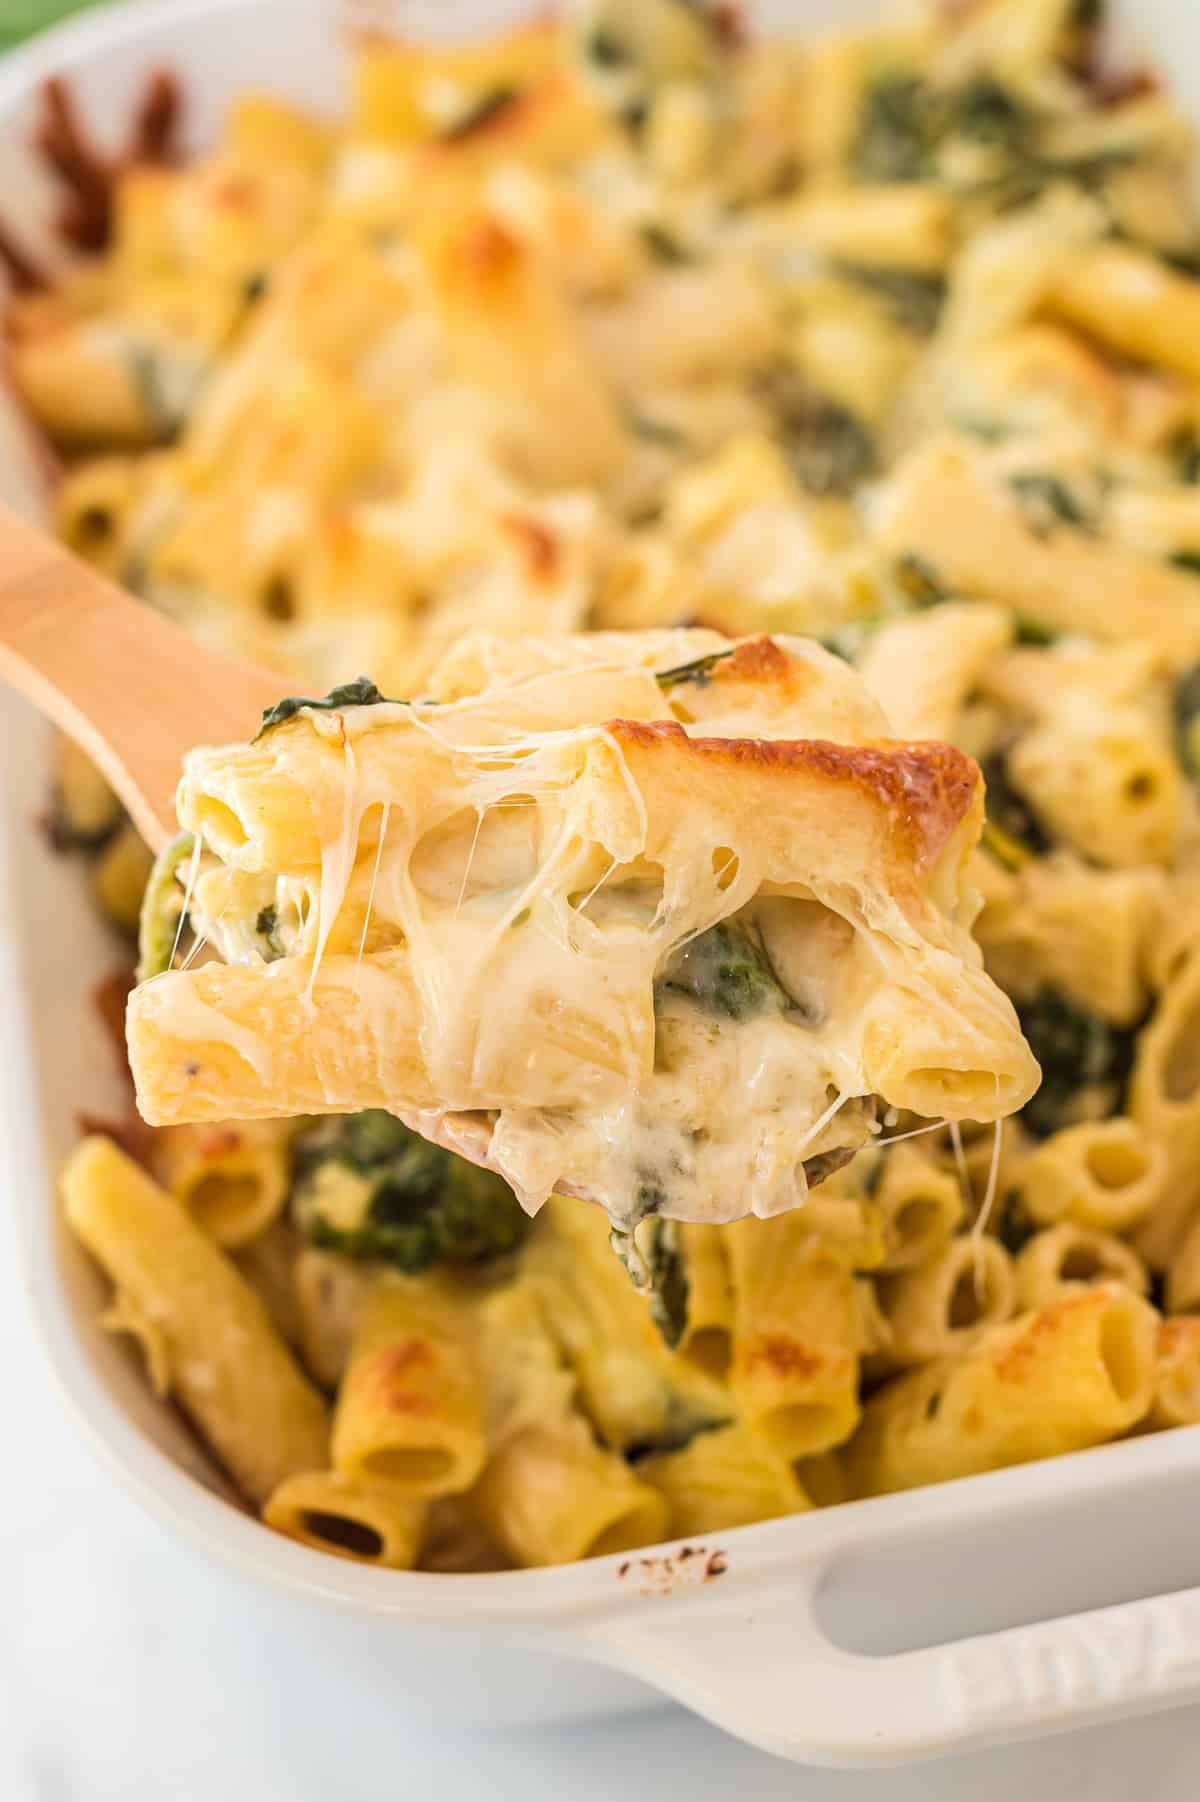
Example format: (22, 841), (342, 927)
(12, 0), (1200, 1569)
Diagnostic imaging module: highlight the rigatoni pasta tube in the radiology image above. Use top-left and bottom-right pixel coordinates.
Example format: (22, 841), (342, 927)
(1013, 1223), (1149, 1311)
(1007, 700), (1181, 870)
(873, 1143), (963, 1272)
(1166, 1214), (1200, 1315)
(877, 1237), (1015, 1366)
(264, 1471), (426, 1568)
(1047, 242), (1200, 384)
(676, 1222), (732, 1376)
(472, 1426), (668, 1566)
(150, 1120), (291, 1248)
(523, 1197), (728, 1453)
(727, 1215), (860, 1458)
(232, 1221), (305, 1350)
(1015, 1118), (1164, 1234)
(1131, 957), (1200, 1267)
(1145, 1319), (1200, 1430)
(846, 1285), (1158, 1498)
(294, 1248), (374, 1388)
(783, 184), (953, 271)
(877, 442), (1200, 660)
(331, 1273), (485, 1498)
(639, 1422), (812, 1539)
(470, 1283), (668, 1566)
(62, 1136), (329, 1504)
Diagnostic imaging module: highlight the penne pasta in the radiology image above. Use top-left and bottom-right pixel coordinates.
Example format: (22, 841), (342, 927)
(264, 1470), (426, 1568)
(847, 1286), (1159, 1497)
(331, 1273), (486, 1499)
(63, 1136), (329, 1504)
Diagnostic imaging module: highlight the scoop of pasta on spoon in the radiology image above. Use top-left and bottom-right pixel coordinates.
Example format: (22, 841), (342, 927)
(0, 508), (1039, 1252)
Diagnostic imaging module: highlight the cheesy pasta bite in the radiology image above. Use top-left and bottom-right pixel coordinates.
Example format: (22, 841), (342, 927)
(126, 629), (1036, 1234)
(25, 0), (1200, 1569)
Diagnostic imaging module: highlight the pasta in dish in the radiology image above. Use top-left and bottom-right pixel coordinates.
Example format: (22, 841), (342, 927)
(14, 0), (1200, 1568)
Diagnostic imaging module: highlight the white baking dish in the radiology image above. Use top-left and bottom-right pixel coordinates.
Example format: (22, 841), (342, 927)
(6, 0), (1200, 1767)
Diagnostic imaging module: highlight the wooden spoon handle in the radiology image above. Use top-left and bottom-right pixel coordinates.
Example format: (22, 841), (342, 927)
(0, 505), (283, 850)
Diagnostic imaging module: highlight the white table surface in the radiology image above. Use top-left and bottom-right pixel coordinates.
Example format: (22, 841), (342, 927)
(3, 1190), (1200, 1802)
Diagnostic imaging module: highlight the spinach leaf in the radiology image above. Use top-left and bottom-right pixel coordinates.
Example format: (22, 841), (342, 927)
(980, 749), (1051, 862)
(640, 223), (696, 265)
(255, 677), (399, 740)
(836, 263), (947, 335)
(254, 904), (286, 962)
(292, 1110), (526, 1272)
(1008, 472), (1095, 535)
(657, 916), (795, 1022)
(1172, 662), (1200, 778)
(1170, 428), (1200, 485)
(851, 73), (940, 182)
(137, 830), (196, 980)
(655, 648), (734, 690)
(758, 364), (877, 495)
(1017, 987), (1137, 1138)
(643, 1218), (689, 1349)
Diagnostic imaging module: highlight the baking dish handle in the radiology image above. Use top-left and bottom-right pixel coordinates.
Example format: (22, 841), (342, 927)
(587, 1574), (1200, 1765)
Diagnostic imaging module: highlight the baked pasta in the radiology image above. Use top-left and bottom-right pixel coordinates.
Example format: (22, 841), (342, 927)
(126, 628), (1036, 1234)
(14, 0), (1200, 1569)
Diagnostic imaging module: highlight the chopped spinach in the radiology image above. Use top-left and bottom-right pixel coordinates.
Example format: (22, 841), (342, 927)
(640, 222), (696, 265)
(657, 916), (796, 1022)
(1014, 615), (1061, 647)
(643, 1217), (689, 1349)
(628, 411), (688, 449)
(655, 648), (734, 689)
(256, 677), (399, 740)
(894, 553), (949, 608)
(924, 1388), (943, 1421)
(979, 749), (1050, 861)
(1172, 662), (1200, 778)
(835, 263), (947, 335)
(1008, 472), (1094, 535)
(137, 830), (195, 980)
(851, 65), (1127, 204)
(851, 73), (940, 182)
(292, 1110), (527, 1272)
(1016, 987), (1137, 1138)
(994, 1188), (1037, 1256)
(625, 1416), (726, 1461)
(254, 904), (286, 962)
(127, 348), (180, 439)
(785, 401), (876, 497)
(1170, 550), (1200, 577)
(955, 75), (1032, 151)
(585, 25), (631, 67)
(1170, 428), (1200, 485)
(757, 364), (876, 495)
(851, 72), (1029, 184)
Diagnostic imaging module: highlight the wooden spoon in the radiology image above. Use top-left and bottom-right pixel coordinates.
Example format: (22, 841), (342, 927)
(0, 504), (283, 850)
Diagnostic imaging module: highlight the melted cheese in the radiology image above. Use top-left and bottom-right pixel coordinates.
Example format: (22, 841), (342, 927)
(128, 630), (1040, 1228)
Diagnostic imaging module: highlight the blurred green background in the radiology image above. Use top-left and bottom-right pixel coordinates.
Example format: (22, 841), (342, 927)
(0, 0), (107, 52)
